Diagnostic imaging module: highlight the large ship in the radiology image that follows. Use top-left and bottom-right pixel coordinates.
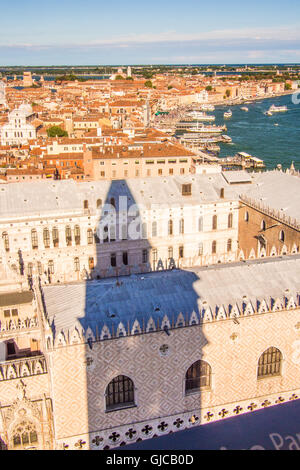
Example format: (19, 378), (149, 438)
(267, 105), (288, 114)
(176, 121), (226, 134)
(200, 104), (215, 111)
(186, 111), (215, 122)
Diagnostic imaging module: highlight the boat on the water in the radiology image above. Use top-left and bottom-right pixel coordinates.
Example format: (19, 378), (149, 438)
(224, 110), (232, 118)
(176, 121), (226, 134)
(186, 111), (215, 122)
(268, 105), (288, 114)
(241, 107), (249, 112)
(200, 104), (215, 111)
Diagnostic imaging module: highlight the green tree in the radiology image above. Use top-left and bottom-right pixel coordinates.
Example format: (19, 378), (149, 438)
(225, 89), (231, 98)
(47, 126), (68, 138)
(205, 86), (212, 92)
(285, 82), (292, 90)
(115, 75), (124, 80)
(144, 80), (153, 88)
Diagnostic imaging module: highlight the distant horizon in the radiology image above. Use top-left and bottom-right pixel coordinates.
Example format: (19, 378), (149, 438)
(1, 63), (300, 69)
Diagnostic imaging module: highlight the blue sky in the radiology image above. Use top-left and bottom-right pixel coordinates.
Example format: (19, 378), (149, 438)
(1, 0), (300, 65)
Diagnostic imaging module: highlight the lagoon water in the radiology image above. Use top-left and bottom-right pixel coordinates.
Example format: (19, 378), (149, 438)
(214, 93), (300, 170)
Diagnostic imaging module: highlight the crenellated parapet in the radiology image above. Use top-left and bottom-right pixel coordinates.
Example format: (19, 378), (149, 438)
(46, 291), (300, 349)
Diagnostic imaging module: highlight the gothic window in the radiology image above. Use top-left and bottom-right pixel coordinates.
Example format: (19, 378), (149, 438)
(74, 257), (80, 272)
(88, 257), (94, 270)
(37, 261), (43, 276)
(245, 211), (249, 222)
(179, 245), (184, 258)
(48, 260), (54, 274)
(257, 347), (282, 378)
(27, 262), (33, 276)
(198, 216), (203, 232)
(228, 213), (233, 229)
(110, 253), (117, 267)
(65, 226), (72, 246)
(168, 219), (173, 236)
(212, 215), (217, 230)
(106, 375), (135, 411)
(31, 229), (38, 249)
(279, 230), (285, 242)
(43, 228), (50, 248)
(2, 232), (9, 252)
(12, 421), (38, 449)
(179, 218), (184, 234)
(212, 240), (217, 254)
(96, 199), (102, 209)
(142, 249), (148, 264)
(74, 225), (81, 245)
(227, 239), (232, 252)
(122, 252), (128, 266)
(86, 229), (93, 245)
(152, 221), (157, 237)
(52, 227), (59, 248)
(185, 360), (211, 394)
(261, 220), (266, 231)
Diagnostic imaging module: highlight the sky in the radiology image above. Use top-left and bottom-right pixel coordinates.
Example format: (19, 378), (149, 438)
(1, 0), (300, 65)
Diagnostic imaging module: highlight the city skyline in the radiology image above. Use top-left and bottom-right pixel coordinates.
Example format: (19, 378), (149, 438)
(1, 0), (300, 65)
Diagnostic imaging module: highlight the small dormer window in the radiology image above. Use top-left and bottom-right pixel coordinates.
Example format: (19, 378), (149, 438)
(182, 184), (191, 196)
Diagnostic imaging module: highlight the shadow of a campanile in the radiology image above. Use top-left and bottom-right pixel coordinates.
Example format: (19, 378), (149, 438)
(79, 178), (208, 450)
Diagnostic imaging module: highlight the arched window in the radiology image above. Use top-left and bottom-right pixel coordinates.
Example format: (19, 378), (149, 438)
(245, 211), (249, 222)
(37, 261), (43, 276)
(198, 242), (203, 256)
(168, 219), (173, 236)
(185, 360), (211, 394)
(279, 230), (285, 242)
(152, 221), (157, 237)
(48, 260), (54, 274)
(212, 215), (217, 230)
(65, 226), (72, 246)
(31, 229), (38, 249)
(179, 218), (184, 234)
(87, 229), (94, 245)
(96, 199), (102, 209)
(83, 200), (89, 210)
(261, 220), (266, 231)
(168, 246), (173, 259)
(106, 375), (135, 410)
(27, 262), (33, 277)
(212, 240), (217, 254)
(74, 257), (80, 272)
(227, 239), (232, 252)
(52, 227), (59, 248)
(258, 347), (282, 378)
(43, 228), (50, 248)
(88, 257), (94, 270)
(74, 225), (81, 245)
(12, 421), (38, 449)
(228, 213), (233, 229)
(2, 232), (9, 252)
(198, 216), (203, 232)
